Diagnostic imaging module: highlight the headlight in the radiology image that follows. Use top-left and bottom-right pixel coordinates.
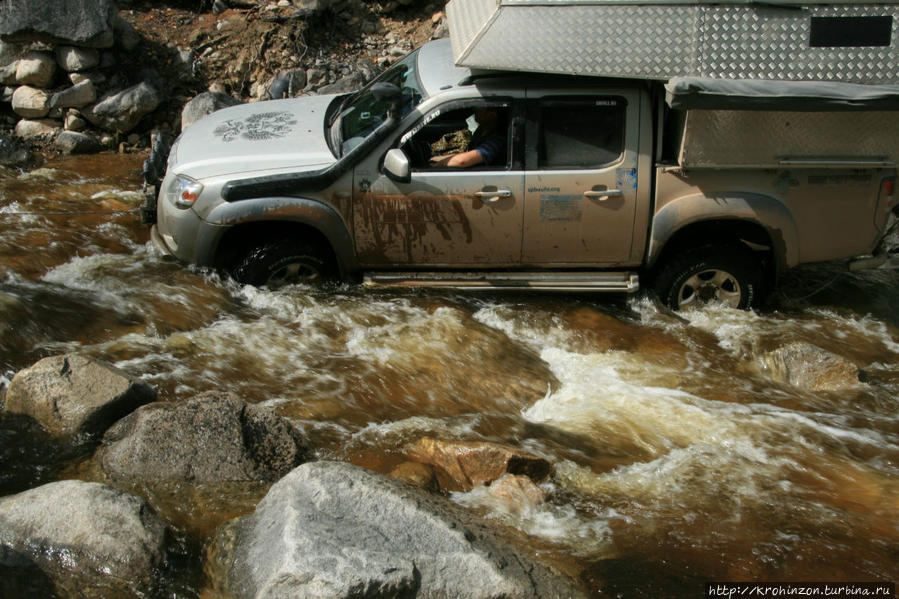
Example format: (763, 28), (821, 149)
(167, 175), (204, 210)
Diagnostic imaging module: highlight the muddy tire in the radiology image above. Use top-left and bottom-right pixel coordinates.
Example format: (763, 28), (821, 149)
(232, 239), (335, 288)
(652, 244), (764, 311)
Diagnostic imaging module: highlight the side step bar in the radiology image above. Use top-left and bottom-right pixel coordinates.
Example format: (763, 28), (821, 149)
(363, 271), (640, 293)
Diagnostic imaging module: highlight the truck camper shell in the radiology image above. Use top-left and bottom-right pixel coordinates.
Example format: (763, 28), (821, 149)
(447, 0), (899, 83)
(663, 78), (899, 167)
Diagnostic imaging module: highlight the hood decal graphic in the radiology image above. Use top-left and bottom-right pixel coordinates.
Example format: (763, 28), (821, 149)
(213, 111), (299, 142)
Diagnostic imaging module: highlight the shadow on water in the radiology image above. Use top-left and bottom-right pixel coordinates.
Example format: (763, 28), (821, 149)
(0, 414), (94, 497)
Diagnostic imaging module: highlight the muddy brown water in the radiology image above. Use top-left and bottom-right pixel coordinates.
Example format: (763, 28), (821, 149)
(0, 154), (897, 597)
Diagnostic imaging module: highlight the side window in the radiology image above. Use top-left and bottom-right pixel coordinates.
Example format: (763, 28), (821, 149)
(538, 99), (626, 169)
(399, 104), (511, 170)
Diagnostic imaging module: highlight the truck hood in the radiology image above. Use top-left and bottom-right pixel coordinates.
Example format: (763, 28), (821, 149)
(171, 95), (340, 179)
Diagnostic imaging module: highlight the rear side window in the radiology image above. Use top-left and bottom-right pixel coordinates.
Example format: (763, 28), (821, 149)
(538, 99), (626, 169)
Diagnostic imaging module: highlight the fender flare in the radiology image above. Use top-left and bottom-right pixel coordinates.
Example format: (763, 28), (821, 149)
(196, 196), (358, 275)
(648, 192), (800, 274)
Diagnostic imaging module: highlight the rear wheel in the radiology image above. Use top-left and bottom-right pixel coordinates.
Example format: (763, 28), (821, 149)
(231, 239), (335, 288)
(652, 244), (764, 311)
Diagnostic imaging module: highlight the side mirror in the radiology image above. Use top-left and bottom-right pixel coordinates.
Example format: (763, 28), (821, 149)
(371, 82), (403, 119)
(384, 148), (411, 184)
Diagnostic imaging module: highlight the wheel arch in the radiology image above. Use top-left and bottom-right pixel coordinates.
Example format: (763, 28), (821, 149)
(647, 192), (800, 280)
(197, 196), (359, 278)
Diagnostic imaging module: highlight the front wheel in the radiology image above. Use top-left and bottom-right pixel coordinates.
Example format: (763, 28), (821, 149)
(231, 239), (335, 288)
(651, 244), (765, 311)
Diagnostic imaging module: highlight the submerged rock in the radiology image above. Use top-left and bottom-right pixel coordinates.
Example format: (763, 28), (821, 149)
(759, 342), (861, 392)
(404, 437), (552, 491)
(0, 479), (167, 597)
(210, 461), (584, 598)
(2, 354), (157, 439)
(487, 473), (549, 514)
(100, 391), (310, 483)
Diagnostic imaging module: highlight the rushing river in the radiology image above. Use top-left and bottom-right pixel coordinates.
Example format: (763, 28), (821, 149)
(1, 154), (897, 597)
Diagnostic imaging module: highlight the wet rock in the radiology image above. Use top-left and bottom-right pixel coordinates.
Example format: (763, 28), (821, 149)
(0, 133), (32, 167)
(56, 131), (100, 155)
(0, 480), (166, 597)
(487, 474), (548, 514)
(388, 460), (435, 489)
(759, 342), (861, 392)
(14, 51), (56, 88)
(210, 461), (584, 598)
(3, 354), (156, 439)
(55, 46), (100, 72)
(181, 91), (242, 130)
(11, 85), (50, 118)
(13, 118), (60, 139)
(49, 80), (97, 109)
(84, 81), (162, 133)
(404, 437), (552, 491)
(100, 391), (310, 483)
(0, 0), (117, 48)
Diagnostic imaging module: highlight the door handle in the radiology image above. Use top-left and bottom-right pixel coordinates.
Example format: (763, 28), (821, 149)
(474, 189), (512, 204)
(584, 189), (623, 201)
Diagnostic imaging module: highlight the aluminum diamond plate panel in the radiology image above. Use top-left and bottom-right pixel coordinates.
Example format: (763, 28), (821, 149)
(460, 5), (698, 78)
(447, 0), (899, 83)
(679, 110), (899, 167)
(698, 5), (899, 82)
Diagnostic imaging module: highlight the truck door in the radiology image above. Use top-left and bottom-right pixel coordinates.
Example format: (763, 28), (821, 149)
(353, 99), (525, 267)
(522, 92), (640, 265)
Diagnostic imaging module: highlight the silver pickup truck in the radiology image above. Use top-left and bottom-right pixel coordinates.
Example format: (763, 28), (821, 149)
(141, 37), (898, 310)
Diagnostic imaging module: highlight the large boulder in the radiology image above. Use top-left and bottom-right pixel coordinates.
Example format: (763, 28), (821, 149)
(99, 391), (309, 483)
(14, 51), (55, 88)
(181, 91), (241, 131)
(2, 354), (157, 439)
(210, 461), (584, 599)
(0, 0), (117, 49)
(55, 46), (101, 72)
(759, 342), (861, 392)
(404, 437), (552, 491)
(83, 81), (162, 133)
(50, 80), (97, 109)
(14, 118), (61, 140)
(56, 131), (101, 155)
(0, 480), (167, 598)
(11, 85), (50, 118)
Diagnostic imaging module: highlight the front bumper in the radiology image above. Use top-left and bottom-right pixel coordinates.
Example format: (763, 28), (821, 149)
(149, 225), (177, 259)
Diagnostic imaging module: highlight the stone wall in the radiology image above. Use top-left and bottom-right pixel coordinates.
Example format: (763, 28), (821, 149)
(0, 0), (161, 154)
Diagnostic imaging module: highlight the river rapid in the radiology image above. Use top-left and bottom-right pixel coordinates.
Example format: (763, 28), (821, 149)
(0, 154), (897, 597)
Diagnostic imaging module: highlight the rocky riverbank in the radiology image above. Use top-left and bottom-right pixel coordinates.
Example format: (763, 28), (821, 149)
(0, 0), (445, 166)
(0, 352), (587, 597)
(0, 340), (865, 596)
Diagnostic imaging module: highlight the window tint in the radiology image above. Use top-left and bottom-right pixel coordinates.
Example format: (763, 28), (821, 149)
(539, 100), (625, 169)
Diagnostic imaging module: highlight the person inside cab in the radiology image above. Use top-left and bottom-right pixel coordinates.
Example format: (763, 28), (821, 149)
(429, 107), (506, 168)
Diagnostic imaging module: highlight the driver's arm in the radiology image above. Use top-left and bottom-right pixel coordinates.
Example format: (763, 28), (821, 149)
(429, 149), (485, 168)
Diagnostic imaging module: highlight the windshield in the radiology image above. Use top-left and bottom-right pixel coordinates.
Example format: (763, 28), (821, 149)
(335, 49), (425, 155)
